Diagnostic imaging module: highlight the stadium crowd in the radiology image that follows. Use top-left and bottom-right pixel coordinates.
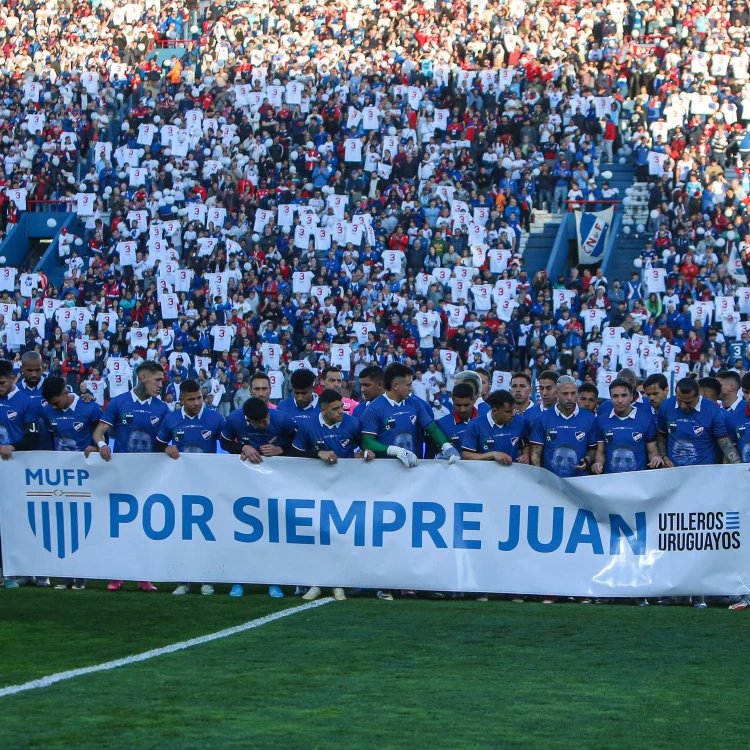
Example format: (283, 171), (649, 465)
(2, 0), (750, 606)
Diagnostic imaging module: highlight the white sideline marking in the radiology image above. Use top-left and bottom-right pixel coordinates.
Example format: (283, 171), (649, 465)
(0, 597), (334, 699)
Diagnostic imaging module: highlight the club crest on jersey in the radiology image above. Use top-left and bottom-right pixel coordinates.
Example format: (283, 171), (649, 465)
(511, 437), (519, 447)
(632, 432), (643, 442)
(202, 430), (212, 440)
(150, 417), (160, 425)
(575, 431), (585, 442)
(73, 422), (84, 432)
(410, 415), (417, 425)
(7, 410), (16, 420)
(340, 438), (350, 448)
(694, 426), (704, 436)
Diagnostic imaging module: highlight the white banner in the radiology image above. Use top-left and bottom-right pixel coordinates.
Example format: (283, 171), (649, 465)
(1, 455), (749, 597)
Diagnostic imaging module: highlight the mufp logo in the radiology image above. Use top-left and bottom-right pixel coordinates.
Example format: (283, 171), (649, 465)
(25, 468), (92, 559)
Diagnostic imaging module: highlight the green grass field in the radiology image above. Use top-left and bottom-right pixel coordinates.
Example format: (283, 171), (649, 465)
(0, 582), (748, 749)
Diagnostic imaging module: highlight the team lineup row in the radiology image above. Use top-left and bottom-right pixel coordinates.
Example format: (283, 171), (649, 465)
(1, 359), (747, 607)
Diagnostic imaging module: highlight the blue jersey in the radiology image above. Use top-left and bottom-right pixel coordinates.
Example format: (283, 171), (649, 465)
(221, 407), (297, 451)
(523, 403), (551, 430)
(437, 412), (477, 450)
(276, 394), (321, 425)
(722, 396), (747, 448)
(292, 413), (362, 458)
(352, 400), (370, 419)
(461, 412), (530, 461)
(361, 393), (434, 453)
(476, 399), (491, 416)
(530, 405), (598, 478)
(42, 395), (103, 452)
(157, 407), (226, 454)
(597, 393), (651, 417)
(18, 378), (53, 449)
(727, 402), (750, 463)
(0, 388), (37, 446)
(657, 395), (728, 466)
(595, 406), (657, 473)
(100, 391), (170, 454)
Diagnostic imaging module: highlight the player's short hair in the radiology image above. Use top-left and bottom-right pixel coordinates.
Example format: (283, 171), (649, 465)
(538, 370), (559, 385)
(359, 366), (384, 383)
(136, 361), (164, 378)
(452, 382), (476, 401)
(578, 382), (598, 396)
(41, 376), (67, 401)
(716, 369), (741, 389)
(511, 371), (531, 386)
(676, 377), (699, 396)
(243, 397), (269, 421)
(698, 377), (721, 400)
(319, 388), (343, 405)
(321, 366), (341, 381)
(0, 359), (14, 379)
(557, 375), (577, 387)
(609, 377), (633, 394)
(487, 389), (515, 409)
(644, 373), (669, 390)
(475, 367), (490, 380)
(21, 351), (42, 366)
(180, 378), (201, 395)
(618, 368), (638, 385)
(384, 362), (413, 389)
(454, 370), (481, 396)
(290, 368), (316, 390)
(250, 371), (271, 386)
(742, 372), (750, 391)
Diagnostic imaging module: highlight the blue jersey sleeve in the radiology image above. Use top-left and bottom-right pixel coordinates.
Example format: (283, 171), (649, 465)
(711, 407), (728, 439)
(213, 412), (227, 437)
(460, 421), (483, 453)
(416, 397), (434, 429)
(279, 412), (297, 447)
(587, 415), (598, 447)
(101, 396), (120, 427)
(644, 414), (657, 442)
(291, 421), (310, 453)
(361, 400), (381, 435)
(157, 413), (173, 443)
(520, 416), (530, 443)
(656, 402), (668, 433)
(530, 413), (545, 445)
(221, 411), (241, 442)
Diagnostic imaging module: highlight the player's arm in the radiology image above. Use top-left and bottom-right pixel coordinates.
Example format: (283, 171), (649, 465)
(576, 445), (596, 472)
(220, 433), (242, 455)
(93, 419), (113, 461)
(517, 443), (530, 465)
(646, 440), (664, 468)
(592, 442), (606, 475)
(717, 436), (741, 465)
(425, 422), (461, 463)
(656, 430), (674, 468)
(0, 417), (39, 459)
(530, 443), (543, 467)
(362, 433), (418, 468)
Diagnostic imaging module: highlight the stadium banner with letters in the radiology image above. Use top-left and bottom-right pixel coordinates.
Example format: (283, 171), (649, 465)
(1, 454), (749, 597)
(576, 206), (613, 265)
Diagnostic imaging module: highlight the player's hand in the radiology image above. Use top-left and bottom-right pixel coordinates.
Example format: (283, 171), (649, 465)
(362, 449), (375, 462)
(516, 454), (529, 465)
(318, 450), (338, 465)
(83, 445), (98, 458)
(80, 392), (95, 403)
(591, 461), (605, 475)
(576, 458), (589, 472)
(0, 445), (14, 461)
(649, 455), (665, 469)
(491, 451), (513, 466)
(260, 443), (283, 457)
(387, 445), (418, 468)
(241, 445), (263, 464)
(438, 444), (461, 464)
(662, 456), (675, 469)
(165, 446), (180, 460)
(98, 445), (112, 462)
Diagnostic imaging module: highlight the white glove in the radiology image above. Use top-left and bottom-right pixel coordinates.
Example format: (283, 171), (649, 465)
(387, 445), (418, 468)
(440, 443), (461, 465)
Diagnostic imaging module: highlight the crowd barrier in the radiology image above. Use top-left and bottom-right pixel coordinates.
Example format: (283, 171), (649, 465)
(1, 454), (748, 597)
